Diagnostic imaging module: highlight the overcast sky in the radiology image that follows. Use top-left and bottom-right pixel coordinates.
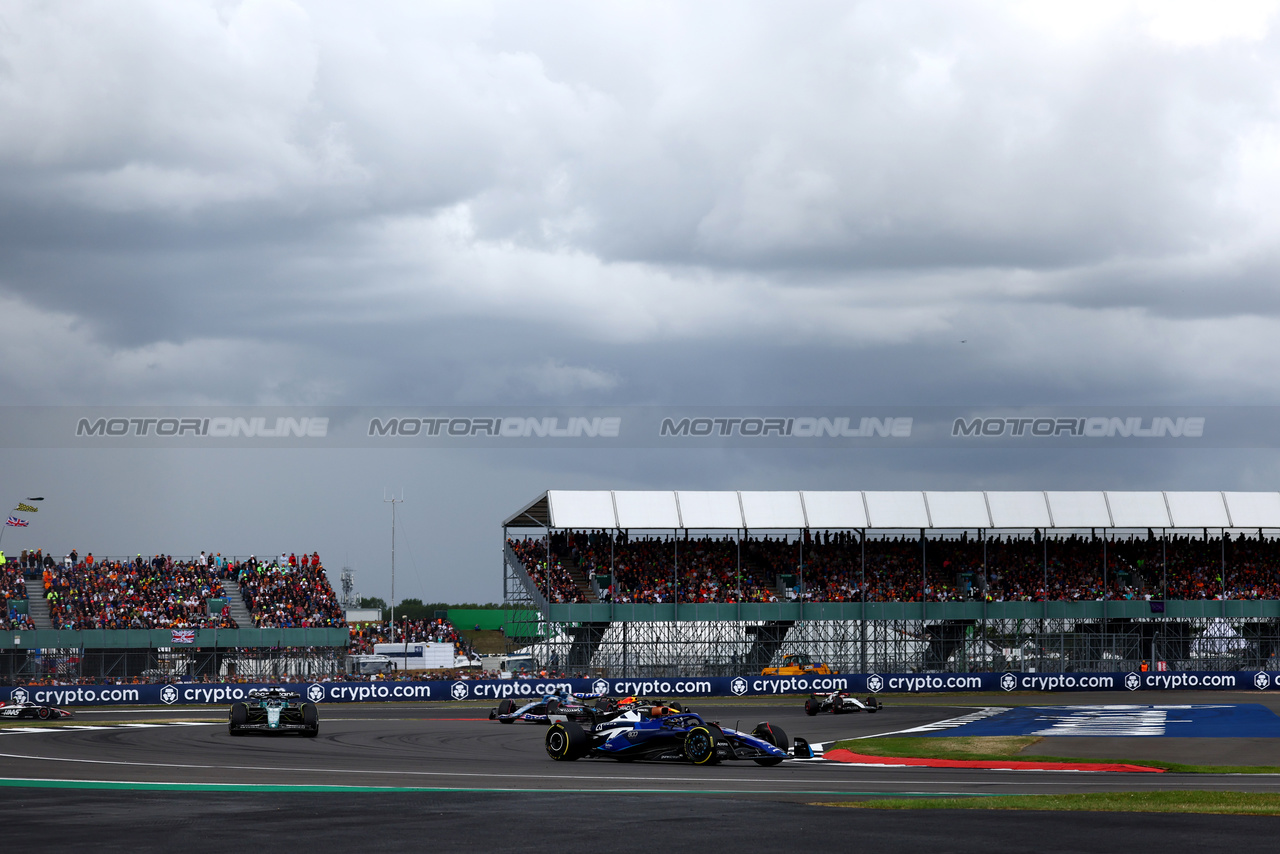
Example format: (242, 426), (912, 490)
(4, 1), (1280, 603)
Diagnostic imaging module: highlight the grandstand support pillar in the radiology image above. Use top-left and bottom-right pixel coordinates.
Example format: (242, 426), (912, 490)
(1042, 534), (1048, 632)
(1162, 528), (1167, 602)
(1102, 529), (1108, 624)
(920, 528), (926, 609)
(567, 621), (611, 671)
(673, 529), (678, 611)
(860, 528), (866, 674)
(1221, 530), (1227, 615)
(799, 530), (805, 614)
(981, 528), (988, 642)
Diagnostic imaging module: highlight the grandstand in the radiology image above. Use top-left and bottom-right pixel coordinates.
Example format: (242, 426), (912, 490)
(0, 552), (350, 681)
(502, 490), (1280, 676)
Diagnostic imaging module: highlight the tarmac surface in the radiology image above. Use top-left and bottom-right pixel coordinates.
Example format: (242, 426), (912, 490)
(4, 691), (1280, 851)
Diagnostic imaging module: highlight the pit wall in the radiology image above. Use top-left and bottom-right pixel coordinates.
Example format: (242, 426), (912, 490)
(3, 670), (1279, 707)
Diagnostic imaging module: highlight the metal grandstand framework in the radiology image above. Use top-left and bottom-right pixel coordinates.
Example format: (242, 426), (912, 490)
(502, 490), (1280, 676)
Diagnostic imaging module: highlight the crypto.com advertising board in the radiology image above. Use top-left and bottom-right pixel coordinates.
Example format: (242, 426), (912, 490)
(3, 671), (1279, 707)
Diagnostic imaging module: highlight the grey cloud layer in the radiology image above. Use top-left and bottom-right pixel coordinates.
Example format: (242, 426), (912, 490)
(2, 2), (1280, 597)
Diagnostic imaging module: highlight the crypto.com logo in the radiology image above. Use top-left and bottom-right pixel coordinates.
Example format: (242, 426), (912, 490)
(307, 684), (326, 703)
(160, 685), (178, 705)
(729, 677), (748, 696)
(999, 673), (1017, 692)
(450, 682), (470, 700)
(865, 675), (884, 693)
(10, 688), (28, 704)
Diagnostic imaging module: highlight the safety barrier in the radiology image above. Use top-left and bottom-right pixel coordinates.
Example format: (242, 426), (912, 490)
(2, 670), (1278, 707)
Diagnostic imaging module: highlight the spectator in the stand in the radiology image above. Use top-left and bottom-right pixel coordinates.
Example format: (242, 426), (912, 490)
(237, 554), (344, 628)
(511, 529), (1280, 605)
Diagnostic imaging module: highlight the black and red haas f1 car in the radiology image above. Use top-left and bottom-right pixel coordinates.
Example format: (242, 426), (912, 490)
(804, 691), (882, 715)
(0, 701), (74, 720)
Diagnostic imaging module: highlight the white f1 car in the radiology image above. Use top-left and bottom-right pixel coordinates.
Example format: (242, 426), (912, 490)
(804, 691), (882, 715)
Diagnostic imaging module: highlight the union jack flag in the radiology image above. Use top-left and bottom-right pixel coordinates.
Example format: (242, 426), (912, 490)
(171, 629), (196, 644)
(5, 516), (28, 527)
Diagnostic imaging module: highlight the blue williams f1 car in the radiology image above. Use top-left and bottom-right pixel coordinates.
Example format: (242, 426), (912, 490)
(545, 709), (789, 766)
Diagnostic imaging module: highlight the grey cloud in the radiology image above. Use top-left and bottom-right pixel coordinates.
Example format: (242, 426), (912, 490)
(3, 3), (1280, 600)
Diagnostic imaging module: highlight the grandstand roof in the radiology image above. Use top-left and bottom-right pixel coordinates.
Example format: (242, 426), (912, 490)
(503, 490), (1280, 530)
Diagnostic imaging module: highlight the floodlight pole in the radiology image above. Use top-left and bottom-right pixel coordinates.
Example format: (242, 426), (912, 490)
(384, 491), (404, 645)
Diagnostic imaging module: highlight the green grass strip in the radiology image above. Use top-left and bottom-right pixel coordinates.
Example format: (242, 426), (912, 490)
(829, 736), (1280, 774)
(819, 791), (1280, 815)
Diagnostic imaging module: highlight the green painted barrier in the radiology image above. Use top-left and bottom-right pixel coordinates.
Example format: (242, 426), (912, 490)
(447, 608), (514, 632)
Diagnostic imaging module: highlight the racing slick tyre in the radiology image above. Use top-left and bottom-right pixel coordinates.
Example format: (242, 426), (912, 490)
(866, 697), (881, 712)
(750, 722), (789, 766)
(546, 721), (588, 761)
(683, 725), (719, 765)
(228, 702), (248, 736)
(38, 707), (51, 720)
(669, 701), (683, 712)
(545, 698), (560, 715)
(496, 699), (515, 722)
(301, 702), (319, 737)
(804, 695), (819, 716)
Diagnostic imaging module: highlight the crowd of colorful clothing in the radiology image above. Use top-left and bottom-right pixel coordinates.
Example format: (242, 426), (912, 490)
(0, 549), (345, 630)
(347, 616), (476, 660)
(510, 530), (1280, 604)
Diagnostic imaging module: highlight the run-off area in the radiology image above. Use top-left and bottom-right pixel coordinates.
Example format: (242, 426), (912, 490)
(922, 704), (1280, 738)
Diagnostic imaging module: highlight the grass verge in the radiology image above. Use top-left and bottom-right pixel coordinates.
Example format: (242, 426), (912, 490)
(828, 736), (1280, 774)
(817, 791), (1280, 815)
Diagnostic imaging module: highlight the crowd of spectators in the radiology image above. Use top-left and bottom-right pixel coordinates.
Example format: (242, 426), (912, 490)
(510, 530), (1280, 604)
(510, 537), (588, 603)
(236, 553), (345, 629)
(43, 553), (239, 630)
(348, 616), (477, 660)
(0, 561), (34, 630)
(0, 549), (347, 631)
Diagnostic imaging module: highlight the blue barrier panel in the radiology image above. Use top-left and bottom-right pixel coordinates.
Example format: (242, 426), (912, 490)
(2, 670), (1278, 707)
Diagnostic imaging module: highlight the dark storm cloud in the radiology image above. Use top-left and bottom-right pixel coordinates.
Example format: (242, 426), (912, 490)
(3, 1), (1280, 599)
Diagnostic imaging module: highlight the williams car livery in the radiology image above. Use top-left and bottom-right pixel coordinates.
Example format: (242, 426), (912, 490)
(545, 708), (789, 766)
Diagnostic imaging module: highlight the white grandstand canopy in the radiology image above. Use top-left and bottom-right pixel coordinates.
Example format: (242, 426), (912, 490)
(503, 490), (1280, 530)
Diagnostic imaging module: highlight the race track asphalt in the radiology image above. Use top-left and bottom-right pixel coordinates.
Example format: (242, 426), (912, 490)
(4, 693), (1279, 851)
